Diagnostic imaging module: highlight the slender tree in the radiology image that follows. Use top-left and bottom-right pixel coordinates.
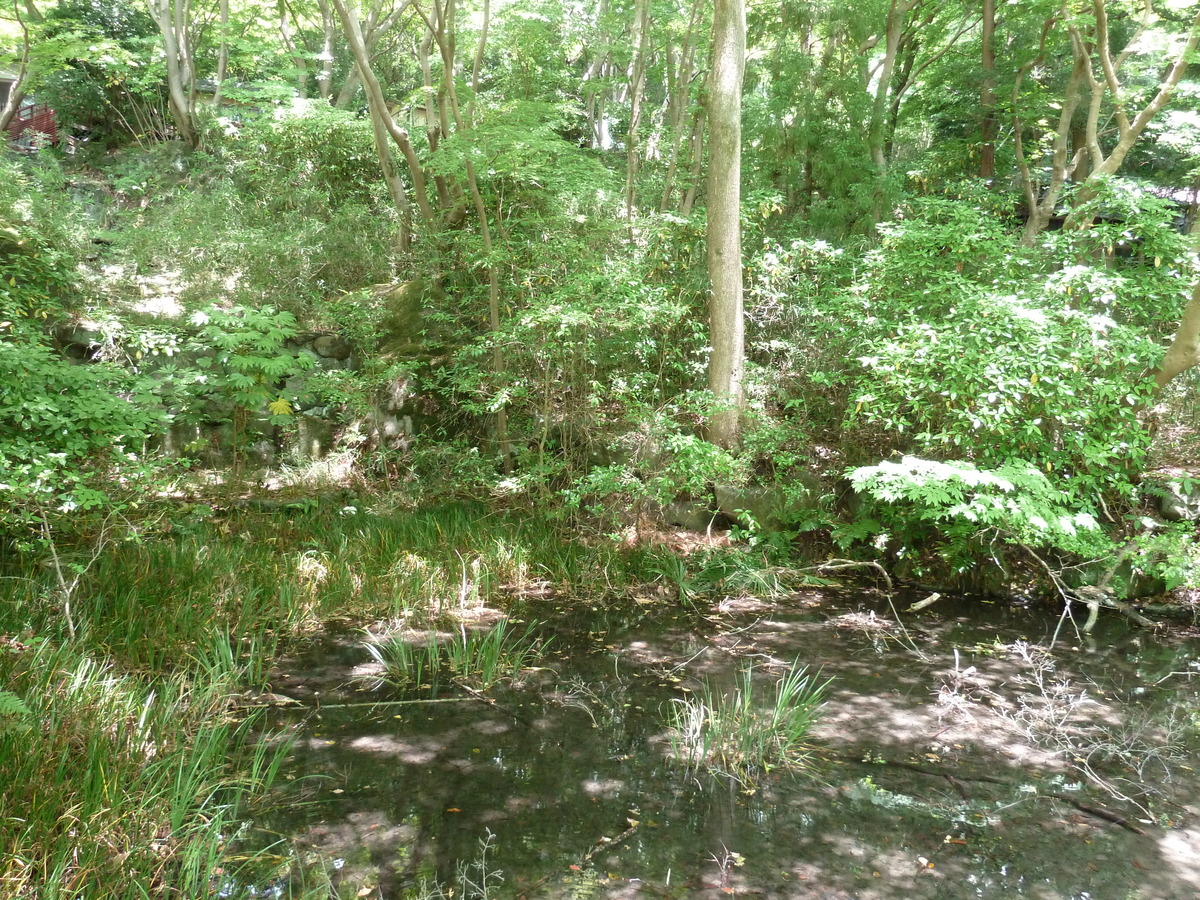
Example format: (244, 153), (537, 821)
(979, 0), (996, 178)
(0, 0), (32, 135)
(623, 0), (650, 222)
(706, 0), (745, 448)
(331, 0), (434, 247)
(146, 0), (199, 146)
(1063, 1), (1200, 229)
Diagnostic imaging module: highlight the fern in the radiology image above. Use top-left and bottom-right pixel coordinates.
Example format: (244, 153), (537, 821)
(0, 689), (31, 718)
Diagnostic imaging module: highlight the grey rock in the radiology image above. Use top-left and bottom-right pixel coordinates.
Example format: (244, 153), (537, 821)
(375, 279), (443, 358)
(313, 334), (352, 360)
(714, 476), (820, 532)
(293, 416), (335, 460)
(663, 499), (718, 532)
(1159, 481), (1200, 522)
(245, 440), (277, 466)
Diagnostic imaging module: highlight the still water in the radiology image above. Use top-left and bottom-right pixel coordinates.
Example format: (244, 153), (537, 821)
(237, 590), (1200, 899)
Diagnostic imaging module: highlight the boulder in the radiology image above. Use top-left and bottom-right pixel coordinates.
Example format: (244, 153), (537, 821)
(1159, 480), (1200, 522)
(663, 499), (719, 532)
(313, 334), (353, 360)
(375, 278), (443, 359)
(714, 475), (821, 533)
(293, 416), (335, 460)
(53, 322), (107, 360)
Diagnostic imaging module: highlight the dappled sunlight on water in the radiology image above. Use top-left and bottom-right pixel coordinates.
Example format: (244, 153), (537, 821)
(233, 591), (1200, 898)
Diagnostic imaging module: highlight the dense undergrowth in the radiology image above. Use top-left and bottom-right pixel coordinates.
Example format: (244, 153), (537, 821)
(3, 87), (1200, 896)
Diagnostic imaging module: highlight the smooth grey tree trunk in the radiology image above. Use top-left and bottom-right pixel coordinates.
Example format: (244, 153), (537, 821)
(705, 0), (745, 449)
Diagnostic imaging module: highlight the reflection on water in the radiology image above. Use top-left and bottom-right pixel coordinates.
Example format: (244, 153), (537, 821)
(237, 591), (1200, 899)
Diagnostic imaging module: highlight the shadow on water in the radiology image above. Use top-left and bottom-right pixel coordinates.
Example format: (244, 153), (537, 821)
(234, 590), (1200, 899)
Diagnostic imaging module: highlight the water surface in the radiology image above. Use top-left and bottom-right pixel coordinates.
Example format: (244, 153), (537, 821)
(238, 589), (1200, 899)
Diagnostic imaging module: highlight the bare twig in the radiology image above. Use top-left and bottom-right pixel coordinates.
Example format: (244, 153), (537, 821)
(807, 558), (894, 591)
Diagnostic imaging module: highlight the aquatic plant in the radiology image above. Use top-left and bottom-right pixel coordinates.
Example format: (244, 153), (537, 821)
(407, 830), (503, 899)
(367, 618), (549, 692)
(0, 642), (287, 898)
(668, 662), (829, 780)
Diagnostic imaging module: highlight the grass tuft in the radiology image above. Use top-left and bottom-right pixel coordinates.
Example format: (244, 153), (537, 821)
(367, 618), (549, 693)
(668, 662), (829, 781)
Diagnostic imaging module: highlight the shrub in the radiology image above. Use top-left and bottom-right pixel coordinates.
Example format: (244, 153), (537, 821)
(848, 290), (1158, 502)
(839, 456), (1114, 576)
(0, 338), (165, 543)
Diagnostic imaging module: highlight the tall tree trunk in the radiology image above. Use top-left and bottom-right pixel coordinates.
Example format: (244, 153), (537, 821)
(417, 0), (511, 467)
(1011, 13), (1057, 239)
(624, 0), (651, 222)
(278, 0), (311, 99)
(0, 0), (31, 135)
(581, 0), (611, 149)
(1152, 216), (1200, 391)
(147, 0), (199, 147)
(418, 9), (456, 212)
(331, 0), (436, 243)
(1153, 280), (1200, 391)
(706, 0), (745, 449)
(468, 1), (507, 469)
(334, 68), (361, 107)
(317, 0), (336, 100)
(679, 100), (705, 216)
(1064, 3), (1200, 230)
(979, 0), (996, 178)
(213, 0), (230, 106)
(330, 0), (408, 109)
(659, 0), (703, 211)
(884, 29), (917, 162)
(868, 0), (910, 172)
(1019, 50), (1086, 246)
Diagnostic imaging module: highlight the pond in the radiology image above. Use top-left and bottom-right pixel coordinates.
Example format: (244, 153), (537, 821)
(233, 589), (1200, 899)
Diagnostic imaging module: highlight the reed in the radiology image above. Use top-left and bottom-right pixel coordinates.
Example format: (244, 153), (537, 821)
(0, 501), (660, 897)
(367, 618), (548, 693)
(0, 641), (287, 899)
(668, 662), (829, 781)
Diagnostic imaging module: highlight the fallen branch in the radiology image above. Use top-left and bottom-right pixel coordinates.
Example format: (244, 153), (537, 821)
(581, 820), (640, 864)
(832, 753), (1146, 835)
(806, 558), (894, 591)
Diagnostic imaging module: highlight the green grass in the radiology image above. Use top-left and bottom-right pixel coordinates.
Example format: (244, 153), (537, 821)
(0, 502), (646, 897)
(367, 618), (549, 693)
(0, 500), (782, 896)
(668, 662), (829, 781)
(0, 641), (286, 899)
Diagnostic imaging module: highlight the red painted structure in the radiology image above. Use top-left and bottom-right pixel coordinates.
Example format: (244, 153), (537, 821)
(6, 102), (59, 148)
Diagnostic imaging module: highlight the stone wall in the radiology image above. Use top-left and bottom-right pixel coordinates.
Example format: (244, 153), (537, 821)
(53, 323), (426, 469)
